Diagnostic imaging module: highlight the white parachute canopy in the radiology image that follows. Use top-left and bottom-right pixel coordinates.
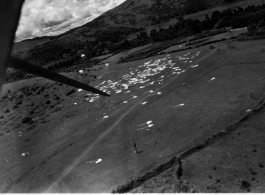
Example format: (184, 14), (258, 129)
(81, 54), (85, 58)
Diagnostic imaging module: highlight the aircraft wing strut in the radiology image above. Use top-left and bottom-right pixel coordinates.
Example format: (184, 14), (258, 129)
(0, 0), (110, 97)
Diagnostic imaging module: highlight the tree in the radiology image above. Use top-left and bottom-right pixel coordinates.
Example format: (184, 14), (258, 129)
(122, 40), (130, 49)
(224, 0), (237, 3)
(205, 14), (210, 20)
(258, 19), (265, 27)
(150, 29), (158, 42)
(185, 0), (207, 14)
(191, 23), (201, 34)
(140, 31), (149, 40)
(248, 23), (257, 32)
(211, 11), (221, 21)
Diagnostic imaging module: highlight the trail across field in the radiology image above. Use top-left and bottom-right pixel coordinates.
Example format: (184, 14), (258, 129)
(2, 39), (265, 192)
(46, 43), (223, 193)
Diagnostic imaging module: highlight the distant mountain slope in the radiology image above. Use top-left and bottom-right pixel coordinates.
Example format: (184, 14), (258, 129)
(12, 0), (241, 60)
(82, 0), (185, 28)
(15, 0), (237, 45)
(12, 0), (182, 54)
(54, 0), (185, 42)
(69, 0), (227, 30)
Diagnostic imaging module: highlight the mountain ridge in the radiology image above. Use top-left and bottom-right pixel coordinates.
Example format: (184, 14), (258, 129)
(14, 0), (231, 45)
(12, 0), (240, 61)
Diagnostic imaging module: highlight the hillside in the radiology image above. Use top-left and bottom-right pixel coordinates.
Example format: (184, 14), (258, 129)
(4, 33), (265, 193)
(12, 0), (244, 68)
(12, 0), (232, 53)
(4, 0), (265, 193)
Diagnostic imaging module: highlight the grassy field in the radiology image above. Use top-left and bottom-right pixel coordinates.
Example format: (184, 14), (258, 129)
(159, 27), (247, 53)
(98, 44), (151, 64)
(2, 38), (265, 192)
(91, 53), (113, 61)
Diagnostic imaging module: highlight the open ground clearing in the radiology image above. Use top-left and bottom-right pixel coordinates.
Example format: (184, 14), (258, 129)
(159, 28), (247, 54)
(1, 39), (265, 192)
(91, 53), (113, 61)
(98, 44), (151, 65)
(131, 90), (265, 193)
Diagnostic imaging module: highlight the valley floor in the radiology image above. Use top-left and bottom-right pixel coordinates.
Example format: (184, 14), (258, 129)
(1, 39), (265, 192)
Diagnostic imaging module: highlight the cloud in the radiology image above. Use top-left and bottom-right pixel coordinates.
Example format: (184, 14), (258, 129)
(15, 0), (126, 42)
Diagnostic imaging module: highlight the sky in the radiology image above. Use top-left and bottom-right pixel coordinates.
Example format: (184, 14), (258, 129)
(15, 0), (126, 42)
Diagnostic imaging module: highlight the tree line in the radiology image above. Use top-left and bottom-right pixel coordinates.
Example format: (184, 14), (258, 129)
(115, 3), (265, 50)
